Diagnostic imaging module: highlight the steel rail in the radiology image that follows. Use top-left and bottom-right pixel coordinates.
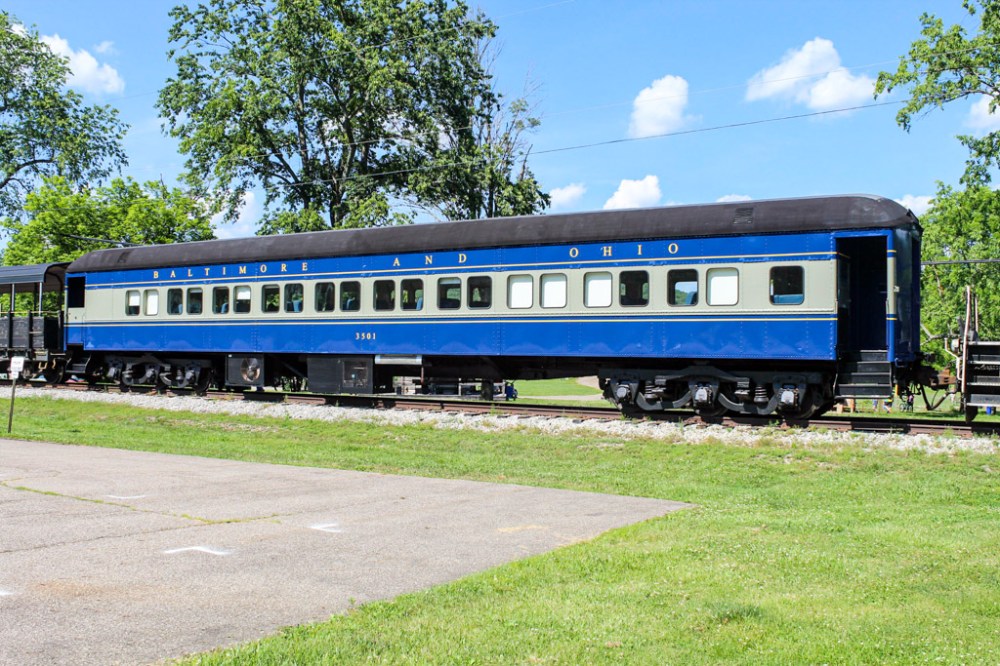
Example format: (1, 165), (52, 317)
(39, 382), (1000, 438)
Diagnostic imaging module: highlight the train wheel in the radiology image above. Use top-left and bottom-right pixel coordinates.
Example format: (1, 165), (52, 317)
(195, 369), (214, 396)
(965, 405), (979, 422)
(39, 361), (65, 384)
(694, 403), (728, 418)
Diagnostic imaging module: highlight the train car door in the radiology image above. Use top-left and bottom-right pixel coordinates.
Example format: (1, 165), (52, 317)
(836, 236), (887, 354)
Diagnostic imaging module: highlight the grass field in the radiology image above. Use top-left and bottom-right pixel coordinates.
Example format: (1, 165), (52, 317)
(5, 395), (1000, 664)
(510, 377), (602, 397)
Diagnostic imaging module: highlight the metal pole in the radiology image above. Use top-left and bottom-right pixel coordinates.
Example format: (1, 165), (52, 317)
(7, 373), (15, 434)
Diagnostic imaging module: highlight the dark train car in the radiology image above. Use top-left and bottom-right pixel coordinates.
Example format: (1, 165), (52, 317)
(48, 193), (921, 418)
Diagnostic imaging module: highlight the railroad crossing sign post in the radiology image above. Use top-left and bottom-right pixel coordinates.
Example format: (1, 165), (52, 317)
(8, 356), (24, 434)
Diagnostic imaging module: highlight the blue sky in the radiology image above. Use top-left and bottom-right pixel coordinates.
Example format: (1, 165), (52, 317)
(3, 0), (987, 237)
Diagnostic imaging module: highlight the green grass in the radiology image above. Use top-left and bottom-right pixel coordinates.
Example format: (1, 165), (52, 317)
(510, 377), (602, 397)
(5, 396), (1000, 664)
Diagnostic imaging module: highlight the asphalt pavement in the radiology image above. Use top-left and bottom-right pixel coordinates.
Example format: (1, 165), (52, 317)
(0, 439), (689, 665)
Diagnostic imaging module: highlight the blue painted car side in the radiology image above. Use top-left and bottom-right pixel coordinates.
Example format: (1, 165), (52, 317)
(65, 228), (857, 363)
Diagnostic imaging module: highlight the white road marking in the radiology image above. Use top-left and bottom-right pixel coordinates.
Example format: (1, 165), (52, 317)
(162, 546), (231, 556)
(310, 522), (344, 534)
(0, 590), (13, 597)
(106, 494), (147, 500)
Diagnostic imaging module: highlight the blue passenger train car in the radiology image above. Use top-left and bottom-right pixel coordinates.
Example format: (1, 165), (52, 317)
(0, 194), (928, 418)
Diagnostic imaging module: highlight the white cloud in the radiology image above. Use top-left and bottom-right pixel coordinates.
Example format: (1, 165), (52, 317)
(603, 175), (661, 210)
(213, 191), (260, 239)
(746, 38), (873, 111)
(549, 183), (586, 210)
(628, 75), (693, 138)
(716, 194), (752, 203)
(94, 40), (116, 55)
(40, 33), (124, 95)
(895, 194), (932, 217)
(967, 96), (1000, 132)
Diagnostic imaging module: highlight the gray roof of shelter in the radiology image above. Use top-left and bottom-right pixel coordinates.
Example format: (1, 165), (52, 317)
(66, 194), (917, 274)
(0, 263), (68, 292)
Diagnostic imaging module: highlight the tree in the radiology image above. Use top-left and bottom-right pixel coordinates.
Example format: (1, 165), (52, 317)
(875, 1), (1000, 347)
(919, 185), (1000, 345)
(157, 0), (548, 234)
(0, 12), (127, 219)
(408, 58), (549, 221)
(0, 176), (215, 266)
(874, 0), (1000, 186)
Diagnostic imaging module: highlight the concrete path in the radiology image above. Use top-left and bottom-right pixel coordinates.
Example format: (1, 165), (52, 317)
(0, 439), (688, 665)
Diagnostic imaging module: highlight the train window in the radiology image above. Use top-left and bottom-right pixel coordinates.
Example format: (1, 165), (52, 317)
(213, 287), (230, 314)
(167, 288), (183, 315)
(438, 278), (462, 310)
(401, 279), (423, 311)
(620, 271), (649, 307)
(341, 281), (361, 311)
(187, 288), (203, 315)
(234, 285), (252, 313)
(125, 290), (140, 316)
(507, 275), (533, 309)
(374, 280), (395, 311)
(668, 269), (698, 306)
(468, 276), (492, 309)
(315, 282), (336, 312)
(770, 266), (804, 305)
(284, 283), (304, 312)
(584, 272), (612, 308)
(262, 285), (280, 313)
(144, 289), (159, 316)
(540, 274), (567, 308)
(707, 268), (739, 306)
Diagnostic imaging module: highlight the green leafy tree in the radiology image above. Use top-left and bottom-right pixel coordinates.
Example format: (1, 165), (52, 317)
(875, 0), (1000, 186)
(876, 1), (1000, 346)
(409, 78), (549, 221)
(1, 176), (215, 266)
(0, 12), (128, 218)
(157, 0), (548, 234)
(919, 185), (1000, 345)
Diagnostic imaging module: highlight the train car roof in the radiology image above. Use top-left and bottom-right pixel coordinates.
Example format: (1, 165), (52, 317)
(67, 194), (916, 273)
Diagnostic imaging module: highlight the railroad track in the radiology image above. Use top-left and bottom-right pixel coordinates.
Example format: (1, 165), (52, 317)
(44, 382), (1000, 438)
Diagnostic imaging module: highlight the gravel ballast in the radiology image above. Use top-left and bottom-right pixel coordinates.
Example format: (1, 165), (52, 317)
(5, 385), (998, 456)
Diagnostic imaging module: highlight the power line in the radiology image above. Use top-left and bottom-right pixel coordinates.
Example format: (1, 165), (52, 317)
(274, 100), (907, 191)
(12, 98), (909, 218)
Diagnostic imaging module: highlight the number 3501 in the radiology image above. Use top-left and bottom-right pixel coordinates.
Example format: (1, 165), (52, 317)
(355, 332), (376, 341)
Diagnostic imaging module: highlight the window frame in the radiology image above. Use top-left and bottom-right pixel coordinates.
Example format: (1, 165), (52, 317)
(374, 279), (396, 311)
(437, 277), (462, 310)
(143, 289), (159, 316)
(234, 285), (252, 314)
(507, 274), (534, 310)
(667, 269), (699, 307)
(166, 288), (184, 316)
(186, 287), (203, 315)
(125, 289), (141, 316)
(340, 281), (361, 312)
(467, 276), (492, 309)
(619, 270), (649, 307)
(769, 265), (805, 306)
(315, 282), (336, 313)
(706, 267), (739, 306)
(261, 284), (280, 313)
(284, 283), (304, 313)
(584, 271), (613, 308)
(212, 286), (230, 315)
(401, 278), (424, 311)
(540, 273), (567, 309)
